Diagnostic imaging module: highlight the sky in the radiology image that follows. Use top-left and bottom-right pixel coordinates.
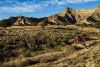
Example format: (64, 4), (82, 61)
(0, 0), (100, 19)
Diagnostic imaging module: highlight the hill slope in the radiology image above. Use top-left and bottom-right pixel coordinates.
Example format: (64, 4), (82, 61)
(0, 25), (100, 67)
(0, 6), (100, 27)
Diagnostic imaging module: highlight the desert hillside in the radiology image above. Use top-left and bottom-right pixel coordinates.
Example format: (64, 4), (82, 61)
(0, 25), (100, 67)
(0, 6), (100, 27)
(0, 6), (100, 67)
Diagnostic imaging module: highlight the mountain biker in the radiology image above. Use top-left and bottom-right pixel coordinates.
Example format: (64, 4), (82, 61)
(76, 33), (88, 49)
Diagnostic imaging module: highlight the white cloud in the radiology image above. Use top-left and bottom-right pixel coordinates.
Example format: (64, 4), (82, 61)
(0, 0), (98, 13)
(0, 5), (40, 13)
(66, 0), (98, 3)
(0, 0), (42, 13)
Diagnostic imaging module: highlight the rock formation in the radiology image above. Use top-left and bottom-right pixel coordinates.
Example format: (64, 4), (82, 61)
(0, 6), (100, 27)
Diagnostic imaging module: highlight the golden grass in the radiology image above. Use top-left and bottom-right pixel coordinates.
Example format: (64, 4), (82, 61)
(0, 25), (100, 67)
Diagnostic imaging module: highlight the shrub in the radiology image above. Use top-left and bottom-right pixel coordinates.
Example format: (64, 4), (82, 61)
(0, 21), (7, 27)
(95, 22), (100, 28)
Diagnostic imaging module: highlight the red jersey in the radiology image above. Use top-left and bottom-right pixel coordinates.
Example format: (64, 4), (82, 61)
(77, 34), (83, 41)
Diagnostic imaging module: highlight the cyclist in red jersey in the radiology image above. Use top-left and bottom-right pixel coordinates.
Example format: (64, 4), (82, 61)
(76, 33), (88, 49)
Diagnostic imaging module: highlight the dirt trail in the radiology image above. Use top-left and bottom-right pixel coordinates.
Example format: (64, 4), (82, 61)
(2, 39), (99, 67)
(29, 41), (100, 67)
(54, 43), (100, 67)
(1, 25), (100, 67)
(53, 43), (100, 64)
(27, 38), (100, 66)
(7, 25), (100, 33)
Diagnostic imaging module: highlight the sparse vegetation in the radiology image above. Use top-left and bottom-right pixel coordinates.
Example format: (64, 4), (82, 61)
(0, 6), (100, 67)
(0, 25), (100, 67)
(95, 22), (100, 28)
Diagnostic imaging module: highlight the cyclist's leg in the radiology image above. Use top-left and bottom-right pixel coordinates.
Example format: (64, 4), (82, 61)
(80, 40), (88, 48)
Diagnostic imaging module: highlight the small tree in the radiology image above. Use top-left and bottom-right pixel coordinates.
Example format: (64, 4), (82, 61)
(66, 7), (72, 14)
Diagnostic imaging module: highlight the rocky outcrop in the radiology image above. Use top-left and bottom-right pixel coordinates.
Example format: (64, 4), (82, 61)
(86, 11), (100, 23)
(11, 16), (40, 26)
(0, 6), (100, 27)
(0, 16), (48, 26)
(48, 8), (77, 25)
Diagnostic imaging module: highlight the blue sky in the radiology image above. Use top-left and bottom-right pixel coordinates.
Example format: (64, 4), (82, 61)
(0, 0), (100, 19)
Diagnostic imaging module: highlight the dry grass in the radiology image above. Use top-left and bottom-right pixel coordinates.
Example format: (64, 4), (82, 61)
(0, 25), (100, 67)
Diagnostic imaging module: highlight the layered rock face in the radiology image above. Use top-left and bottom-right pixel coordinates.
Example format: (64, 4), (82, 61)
(48, 7), (100, 25)
(48, 8), (77, 25)
(10, 16), (41, 26)
(0, 6), (100, 27)
(86, 6), (100, 23)
(0, 16), (47, 26)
